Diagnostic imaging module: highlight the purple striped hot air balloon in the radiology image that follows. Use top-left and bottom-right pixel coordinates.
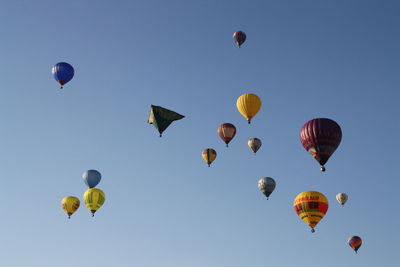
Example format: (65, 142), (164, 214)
(300, 118), (342, 172)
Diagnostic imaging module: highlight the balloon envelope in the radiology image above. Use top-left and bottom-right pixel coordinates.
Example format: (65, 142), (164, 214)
(248, 138), (262, 154)
(258, 177), (276, 199)
(83, 169), (101, 188)
(52, 62), (74, 88)
(294, 191), (328, 232)
(300, 118), (342, 171)
(202, 148), (217, 167)
(336, 193), (348, 206)
(218, 123), (236, 147)
(348, 236), (362, 253)
(233, 31), (246, 47)
(61, 196), (80, 219)
(236, 94), (262, 124)
(84, 188), (106, 217)
(147, 105), (185, 137)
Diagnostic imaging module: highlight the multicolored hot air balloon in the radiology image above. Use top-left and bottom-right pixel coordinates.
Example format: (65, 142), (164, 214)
(294, 191), (328, 232)
(202, 148), (217, 167)
(218, 123), (236, 147)
(336, 193), (348, 206)
(84, 188), (106, 217)
(61, 196), (80, 219)
(300, 118), (342, 171)
(147, 105), (185, 137)
(52, 62), (74, 89)
(233, 31), (246, 48)
(83, 169), (101, 188)
(248, 138), (262, 155)
(348, 236), (362, 253)
(258, 177), (276, 200)
(236, 94), (262, 124)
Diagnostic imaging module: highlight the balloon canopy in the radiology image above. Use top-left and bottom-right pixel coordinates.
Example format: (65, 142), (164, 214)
(300, 118), (342, 171)
(52, 62), (74, 89)
(61, 196), (80, 219)
(83, 169), (101, 188)
(233, 31), (246, 48)
(236, 93), (262, 124)
(202, 148), (217, 167)
(294, 191), (328, 232)
(258, 177), (276, 200)
(147, 105), (185, 137)
(84, 188), (106, 217)
(217, 123), (236, 147)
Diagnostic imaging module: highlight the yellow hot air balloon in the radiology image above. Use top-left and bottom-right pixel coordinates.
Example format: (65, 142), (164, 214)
(236, 93), (262, 124)
(84, 188), (106, 217)
(202, 148), (217, 167)
(293, 191), (328, 232)
(61, 196), (80, 219)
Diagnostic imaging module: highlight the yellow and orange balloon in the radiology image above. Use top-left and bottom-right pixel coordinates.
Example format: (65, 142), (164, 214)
(202, 148), (217, 167)
(61, 196), (80, 219)
(236, 93), (262, 124)
(293, 191), (328, 232)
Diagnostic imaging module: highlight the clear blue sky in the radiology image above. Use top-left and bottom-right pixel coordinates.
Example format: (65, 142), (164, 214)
(0, 0), (399, 266)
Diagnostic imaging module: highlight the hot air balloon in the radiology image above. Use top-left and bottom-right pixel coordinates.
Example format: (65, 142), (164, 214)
(293, 191), (328, 233)
(202, 148), (217, 167)
(233, 31), (246, 48)
(61, 196), (80, 219)
(258, 177), (276, 200)
(84, 188), (105, 217)
(218, 123), (236, 147)
(248, 138), (262, 154)
(348, 236), (362, 253)
(147, 105), (185, 137)
(52, 62), (74, 89)
(336, 193), (348, 206)
(83, 169), (101, 188)
(236, 94), (262, 124)
(300, 118), (342, 171)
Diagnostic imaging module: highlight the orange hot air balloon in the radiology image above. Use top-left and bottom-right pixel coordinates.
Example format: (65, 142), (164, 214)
(293, 191), (328, 233)
(218, 123), (236, 147)
(202, 148), (217, 167)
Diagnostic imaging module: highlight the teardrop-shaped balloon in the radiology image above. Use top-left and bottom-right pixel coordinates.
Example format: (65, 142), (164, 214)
(300, 118), (342, 172)
(52, 62), (74, 89)
(336, 193), (348, 206)
(233, 31), (246, 48)
(202, 148), (217, 167)
(83, 169), (101, 188)
(84, 188), (106, 217)
(218, 123), (236, 147)
(258, 177), (276, 200)
(248, 138), (262, 154)
(236, 94), (262, 124)
(348, 236), (362, 253)
(61, 196), (80, 219)
(294, 191), (328, 232)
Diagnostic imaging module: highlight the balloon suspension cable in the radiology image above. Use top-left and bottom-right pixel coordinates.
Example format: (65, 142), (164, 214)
(320, 166), (326, 172)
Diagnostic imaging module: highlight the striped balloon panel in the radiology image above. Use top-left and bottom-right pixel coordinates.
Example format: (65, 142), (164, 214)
(294, 191), (328, 229)
(202, 149), (216, 164)
(348, 236), (362, 252)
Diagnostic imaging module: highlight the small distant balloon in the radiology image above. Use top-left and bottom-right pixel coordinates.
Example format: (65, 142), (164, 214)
(218, 123), (236, 147)
(202, 148), (217, 167)
(233, 31), (246, 48)
(336, 193), (348, 206)
(61, 196), (80, 219)
(348, 236), (362, 253)
(52, 62), (74, 89)
(258, 177), (276, 200)
(83, 169), (101, 188)
(84, 188), (105, 217)
(248, 138), (262, 154)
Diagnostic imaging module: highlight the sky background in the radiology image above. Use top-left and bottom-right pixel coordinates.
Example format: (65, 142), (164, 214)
(0, 0), (399, 266)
